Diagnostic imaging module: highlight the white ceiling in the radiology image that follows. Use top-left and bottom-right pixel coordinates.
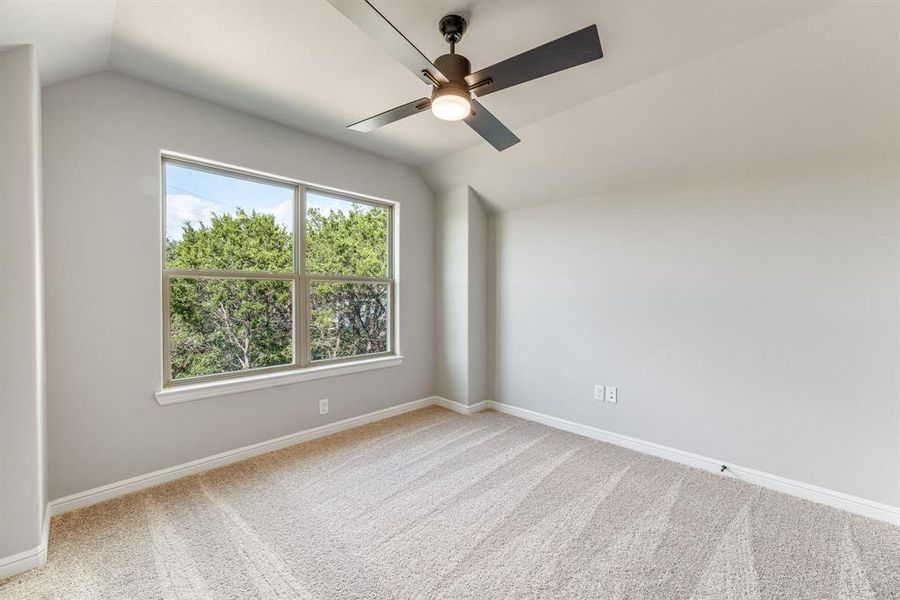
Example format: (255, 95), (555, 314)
(422, 1), (900, 210)
(3, 1), (895, 211)
(0, 0), (115, 85)
(2, 0), (840, 169)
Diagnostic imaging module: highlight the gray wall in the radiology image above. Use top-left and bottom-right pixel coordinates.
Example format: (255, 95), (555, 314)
(0, 45), (47, 559)
(42, 72), (435, 500)
(491, 141), (900, 507)
(435, 186), (469, 403)
(435, 186), (488, 405)
(467, 191), (488, 405)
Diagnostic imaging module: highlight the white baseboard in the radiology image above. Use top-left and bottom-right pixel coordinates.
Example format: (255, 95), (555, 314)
(480, 400), (899, 525)
(22, 391), (896, 573)
(0, 507), (49, 580)
(49, 396), (435, 516)
(432, 396), (490, 415)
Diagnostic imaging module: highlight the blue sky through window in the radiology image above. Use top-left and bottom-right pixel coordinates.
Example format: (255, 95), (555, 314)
(165, 162), (381, 241)
(165, 163), (294, 241)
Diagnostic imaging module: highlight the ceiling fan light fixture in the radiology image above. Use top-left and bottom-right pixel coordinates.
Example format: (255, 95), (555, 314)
(431, 87), (471, 121)
(330, 1), (602, 150)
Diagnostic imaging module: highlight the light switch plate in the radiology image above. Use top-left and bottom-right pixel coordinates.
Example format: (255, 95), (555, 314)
(594, 384), (605, 400)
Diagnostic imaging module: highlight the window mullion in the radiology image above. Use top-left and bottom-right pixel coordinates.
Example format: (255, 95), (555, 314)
(162, 271), (173, 386)
(163, 269), (294, 280)
(388, 204), (395, 353)
(388, 202), (394, 279)
(297, 184), (309, 368)
(306, 274), (392, 284)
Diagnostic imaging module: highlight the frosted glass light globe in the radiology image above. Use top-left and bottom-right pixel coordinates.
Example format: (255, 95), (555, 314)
(431, 89), (471, 121)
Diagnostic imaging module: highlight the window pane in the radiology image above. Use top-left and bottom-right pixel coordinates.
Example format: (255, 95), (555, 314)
(169, 277), (293, 380)
(310, 281), (388, 361)
(165, 162), (294, 272)
(306, 192), (388, 278)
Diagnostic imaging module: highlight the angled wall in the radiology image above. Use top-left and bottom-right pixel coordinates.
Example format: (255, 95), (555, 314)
(0, 44), (48, 576)
(435, 186), (488, 405)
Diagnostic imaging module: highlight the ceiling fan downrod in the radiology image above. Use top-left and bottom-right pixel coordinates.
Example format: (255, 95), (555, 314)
(430, 14), (474, 121)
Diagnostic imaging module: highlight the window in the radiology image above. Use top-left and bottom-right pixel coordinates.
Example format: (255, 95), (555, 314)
(162, 157), (394, 386)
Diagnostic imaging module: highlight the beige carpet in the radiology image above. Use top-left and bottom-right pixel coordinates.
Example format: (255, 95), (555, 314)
(1, 406), (898, 599)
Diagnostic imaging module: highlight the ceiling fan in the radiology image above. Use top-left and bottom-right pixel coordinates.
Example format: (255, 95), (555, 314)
(328, 1), (604, 151)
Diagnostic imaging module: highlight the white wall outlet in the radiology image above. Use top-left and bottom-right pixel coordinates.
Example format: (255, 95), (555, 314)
(319, 398), (329, 415)
(594, 384), (605, 400)
(604, 386), (617, 403)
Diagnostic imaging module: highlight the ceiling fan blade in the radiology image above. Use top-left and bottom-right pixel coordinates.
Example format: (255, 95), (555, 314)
(327, 0), (447, 85)
(349, 97), (431, 132)
(464, 99), (520, 151)
(465, 25), (602, 97)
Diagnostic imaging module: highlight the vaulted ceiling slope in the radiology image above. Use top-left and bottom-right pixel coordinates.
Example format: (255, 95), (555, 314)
(2, 0), (839, 171)
(422, 1), (900, 211)
(0, 0), (115, 86)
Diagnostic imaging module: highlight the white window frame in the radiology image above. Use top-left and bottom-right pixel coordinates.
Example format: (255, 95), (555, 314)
(160, 154), (397, 394)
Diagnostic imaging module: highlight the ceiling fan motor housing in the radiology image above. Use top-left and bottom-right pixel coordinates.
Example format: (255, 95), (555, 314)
(433, 53), (471, 96)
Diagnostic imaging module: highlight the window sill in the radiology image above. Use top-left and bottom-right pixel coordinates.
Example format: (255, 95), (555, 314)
(154, 355), (405, 405)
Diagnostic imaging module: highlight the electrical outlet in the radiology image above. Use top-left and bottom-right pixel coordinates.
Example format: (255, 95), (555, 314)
(604, 386), (617, 403)
(319, 398), (329, 415)
(594, 384), (605, 400)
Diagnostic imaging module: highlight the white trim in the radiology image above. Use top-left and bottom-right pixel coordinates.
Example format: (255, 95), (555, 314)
(483, 400), (900, 525)
(50, 395), (432, 516)
(155, 355), (404, 405)
(432, 396), (490, 415)
(0, 507), (49, 580)
(41, 394), (899, 531)
(161, 149), (401, 208)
